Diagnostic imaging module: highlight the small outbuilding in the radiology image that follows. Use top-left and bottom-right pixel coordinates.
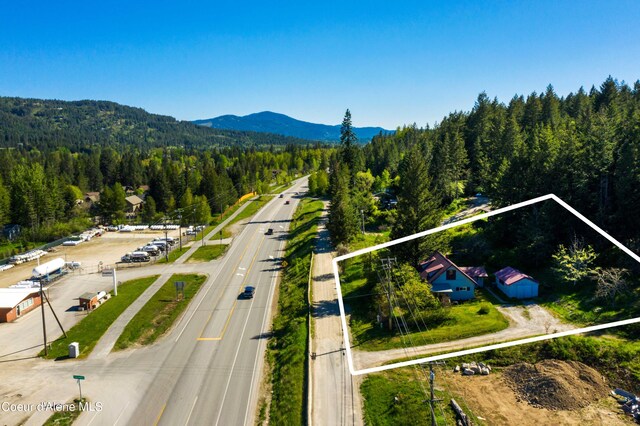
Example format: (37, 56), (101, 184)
(79, 292), (99, 311)
(0, 289), (42, 323)
(495, 266), (539, 299)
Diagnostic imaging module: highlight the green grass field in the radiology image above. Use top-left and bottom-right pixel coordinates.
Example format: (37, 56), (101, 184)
(43, 399), (86, 426)
(187, 244), (228, 262)
(351, 292), (509, 351)
(41, 276), (159, 359)
(114, 274), (206, 350)
(157, 246), (189, 263)
(361, 368), (478, 426)
(221, 195), (274, 236)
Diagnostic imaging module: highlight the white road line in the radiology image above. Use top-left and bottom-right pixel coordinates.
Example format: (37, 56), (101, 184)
(113, 401), (130, 426)
(175, 239), (242, 342)
(184, 396), (198, 426)
(86, 412), (98, 426)
(242, 212), (289, 425)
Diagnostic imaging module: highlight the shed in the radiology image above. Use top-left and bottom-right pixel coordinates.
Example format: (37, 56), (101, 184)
(495, 267), (539, 299)
(0, 289), (42, 323)
(78, 292), (98, 310)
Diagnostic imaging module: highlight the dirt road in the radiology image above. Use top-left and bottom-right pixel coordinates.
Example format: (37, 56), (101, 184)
(311, 205), (363, 426)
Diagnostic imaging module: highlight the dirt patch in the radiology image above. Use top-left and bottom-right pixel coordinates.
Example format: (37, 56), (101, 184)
(503, 360), (609, 410)
(443, 360), (629, 426)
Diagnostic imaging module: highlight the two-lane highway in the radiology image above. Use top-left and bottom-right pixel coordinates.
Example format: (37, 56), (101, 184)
(131, 178), (307, 425)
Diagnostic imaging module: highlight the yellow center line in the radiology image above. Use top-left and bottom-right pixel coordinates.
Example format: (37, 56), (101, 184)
(154, 403), (166, 426)
(197, 207), (276, 341)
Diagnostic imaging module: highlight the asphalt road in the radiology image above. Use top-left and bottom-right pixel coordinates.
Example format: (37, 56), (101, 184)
(0, 179), (307, 426)
(128, 179), (306, 426)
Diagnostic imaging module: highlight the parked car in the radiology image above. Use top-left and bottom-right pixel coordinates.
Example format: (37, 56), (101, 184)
(141, 245), (160, 256)
(239, 286), (255, 299)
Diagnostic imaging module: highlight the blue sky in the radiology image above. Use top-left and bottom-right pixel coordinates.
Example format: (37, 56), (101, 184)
(1, 1), (639, 129)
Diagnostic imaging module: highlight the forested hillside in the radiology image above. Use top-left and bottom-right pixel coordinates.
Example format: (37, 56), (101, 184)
(0, 97), (314, 150)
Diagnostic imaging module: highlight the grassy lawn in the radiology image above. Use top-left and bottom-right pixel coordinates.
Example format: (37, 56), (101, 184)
(529, 266), (640, 326)
(41, 275), (159, 359)
(157, 246), (189, 263)
(114, 274), (206, 350)
(43, 399), (86, 426)
(221, 195), (274, 236)
(361, 368), (479, 426)
(0, 240), (47, 258)
(186, 244), (228, 262)
(265, 198), (323, 425)
(351, 292), (509, 351)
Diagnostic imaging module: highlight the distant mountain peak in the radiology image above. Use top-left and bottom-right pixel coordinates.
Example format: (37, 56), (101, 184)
(193, 112), (393, 142)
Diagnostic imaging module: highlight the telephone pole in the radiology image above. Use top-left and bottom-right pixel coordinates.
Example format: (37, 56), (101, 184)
(426, 361), (446, 426)
(380, 257), (396, 331)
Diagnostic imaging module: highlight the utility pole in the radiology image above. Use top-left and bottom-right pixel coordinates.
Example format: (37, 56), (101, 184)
(39, 279), (48, 355)
(380, 257), (396, 331)
(427, 361), (446, 426)
(178, 214), (182, 250)
(164, 219), (169, 262)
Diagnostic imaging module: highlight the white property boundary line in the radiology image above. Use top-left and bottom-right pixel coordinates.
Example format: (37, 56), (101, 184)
(332, 193), (640, 376)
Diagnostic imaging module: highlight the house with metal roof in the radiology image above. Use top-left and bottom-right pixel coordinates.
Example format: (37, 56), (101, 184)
(495, 266), (539, 299)
(418, 252), (481, 302)
(0, 288), (42, 323)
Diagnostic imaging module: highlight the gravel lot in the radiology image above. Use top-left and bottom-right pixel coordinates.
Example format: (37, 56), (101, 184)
(0, 230), (181, 288)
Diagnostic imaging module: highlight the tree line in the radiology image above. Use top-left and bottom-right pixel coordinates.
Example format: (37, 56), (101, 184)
(329, 78), (640, 268)
(0, 143), (331, 243)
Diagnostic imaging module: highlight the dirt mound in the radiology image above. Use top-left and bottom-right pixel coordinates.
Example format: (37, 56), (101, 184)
(503, 359), (609, 410)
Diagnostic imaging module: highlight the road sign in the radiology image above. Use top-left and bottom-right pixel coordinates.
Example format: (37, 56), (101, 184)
(175, 281), (185, 291)
(101, 269), (114, 277)
(73, 375), (85, 380)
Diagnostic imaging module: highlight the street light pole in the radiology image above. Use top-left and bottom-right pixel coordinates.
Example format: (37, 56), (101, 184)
(361, 210), (365, 234)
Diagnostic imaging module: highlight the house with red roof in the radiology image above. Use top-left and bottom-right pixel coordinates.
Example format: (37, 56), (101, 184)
(418, 252), (482, 302)
(495, 266), (539, 299)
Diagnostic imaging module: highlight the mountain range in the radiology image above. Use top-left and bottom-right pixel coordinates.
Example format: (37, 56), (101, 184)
(194, 111), (393, 142)
(0, 97), (314, 150)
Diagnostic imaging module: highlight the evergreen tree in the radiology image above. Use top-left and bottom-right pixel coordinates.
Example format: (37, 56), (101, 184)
(140, 195), (157, 223)
(390, 144), (444, 266)
(327, 163), (358, 245)
(0, 176), (10, 226)
(339, 109), (363, 176)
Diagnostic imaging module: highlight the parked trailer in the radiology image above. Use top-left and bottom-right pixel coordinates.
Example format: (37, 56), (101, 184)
(32, 258), (66, 278)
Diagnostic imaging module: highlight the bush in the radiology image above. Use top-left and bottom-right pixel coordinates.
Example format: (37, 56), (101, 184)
(477, 303), (491, 315)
